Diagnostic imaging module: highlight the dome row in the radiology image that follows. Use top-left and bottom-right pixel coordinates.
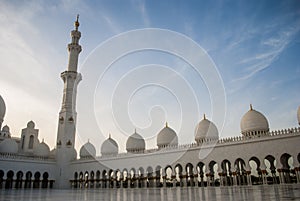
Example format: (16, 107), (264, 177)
(80, 105), (277, 158)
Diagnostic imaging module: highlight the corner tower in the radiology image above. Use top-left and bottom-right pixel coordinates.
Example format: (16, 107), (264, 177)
(55, 15), (82, 188)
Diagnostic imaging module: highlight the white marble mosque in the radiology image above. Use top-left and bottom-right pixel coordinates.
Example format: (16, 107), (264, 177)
(0, 17), (299, 190)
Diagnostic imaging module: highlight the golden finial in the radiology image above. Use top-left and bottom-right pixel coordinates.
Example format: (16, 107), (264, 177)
(74, 14), (80, 31)
(250, 104), (253, 110)
(165, 122), (168, 127)
(203, 113), (206, 120)
(109, 133), (111, 139)
(134, 128), (137, 133)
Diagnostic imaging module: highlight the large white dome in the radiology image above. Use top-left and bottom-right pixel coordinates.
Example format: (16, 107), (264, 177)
(101, 135), (118, 156)
(297, 106), (300, 125)
(157, 123), (178, 148)
(0, 138), (18, 154)
(79, 141), (96, 158)
(33, 141), (50, 157)
(0, 95), (6, 123)
(195, 115), (219, 143)
(240, 105), (269, 136)
(126, 130), (145, 153)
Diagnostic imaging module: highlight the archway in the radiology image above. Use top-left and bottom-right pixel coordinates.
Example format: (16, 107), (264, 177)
(280, 153), (294, 183)
(115, 169), (121, 188)
(42, 172), (49, 188)
(196, 162), (206, 187)
(15, 171), (23, 189)
(155, 166), (162, 187)
(122, 169), (128, 188)
(96, 170), (101, 188)
(221, 159), (232, 186)
(138, 167), (144, 188)
(79, 172), (84, 188)
(108, 169), (114, 188)
(249, 156), (261, 185)
(234, 158), (247, 185)
(84, 171), (89, 188)
(208, 161), (218, 186)
(175, 164), (183, 187)
(165, 166), (173, 187)
(102, 170), (107, 188)
(185, 163), (194, 186)
(265, 155), (277, 184)
(5, 170), (14, 189)
(129, 168), (136, 188)
(73, 172), (78, 188)
(0, 170), (4, 189)
(146, 166), (153, 187)
(24, 171), (32, 188)
(90, 171), (95, 188)
(33, 172), (41, 188)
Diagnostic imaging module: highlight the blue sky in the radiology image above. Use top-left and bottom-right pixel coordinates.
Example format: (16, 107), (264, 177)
(0, 0), (299, 153)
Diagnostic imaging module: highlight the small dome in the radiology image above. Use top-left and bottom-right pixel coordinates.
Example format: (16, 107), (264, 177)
(27, 120), (35, 129)
(0, 125), (10, 138)
(0, 138), (18, 153)
(126, 130), (145, 153)
(2, 125), (10, 133)
(0, 95), (6, 121)
(157, 123), (178, 148)
(79, 141), (96, 158)
(297, 106), (300, 125)
(101, 135), (118, 156)
(195, 115), (219, 143)
(240, 104), (269, 136)
(34, 141), (50, 157)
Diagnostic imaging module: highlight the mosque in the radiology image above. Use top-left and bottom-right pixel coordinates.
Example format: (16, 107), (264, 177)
(0, 17), (299, 189)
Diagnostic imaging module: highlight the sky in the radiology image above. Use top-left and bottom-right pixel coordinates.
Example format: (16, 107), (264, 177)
(0, 0), (299, 154)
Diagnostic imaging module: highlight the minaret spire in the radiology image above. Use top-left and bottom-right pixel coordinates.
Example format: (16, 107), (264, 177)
(75, 14), (80, 31)
(67, 15), (82, 72)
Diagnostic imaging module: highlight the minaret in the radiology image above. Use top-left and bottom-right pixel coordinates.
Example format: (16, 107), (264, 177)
(56, 15), (82, 149)
(55, 15), (82, 189)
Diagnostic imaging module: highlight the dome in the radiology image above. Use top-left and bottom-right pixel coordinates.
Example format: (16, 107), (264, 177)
(0, 95), (6, 121)
(33, 141), (50, 157)
(79, 141), (96, 158)
(101, 135), (118, 156)
(157, 123), (178, 148)
(195, 115), (219, 143)
(240, 104), (269, 136)
(0, 125), (11, 138)
(297, 106), (300, 125)
(27, 120), (35, 129)
(126, 130), (145, 153)
(0, 138), (18, 153)
(2, 125), (10, 133)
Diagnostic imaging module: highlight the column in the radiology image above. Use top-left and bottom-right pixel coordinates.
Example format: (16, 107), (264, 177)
(232, 172), (237, 186)
(172, 174), (176, 187)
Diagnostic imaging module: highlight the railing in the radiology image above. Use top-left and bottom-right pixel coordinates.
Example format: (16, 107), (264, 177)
(0, 152), (55, 162)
